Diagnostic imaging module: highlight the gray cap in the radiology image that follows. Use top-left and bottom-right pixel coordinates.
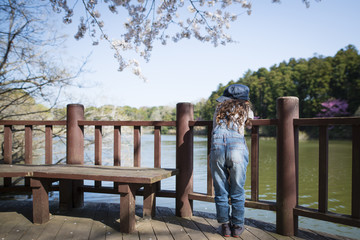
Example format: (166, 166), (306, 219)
(216, 84), (250, 102)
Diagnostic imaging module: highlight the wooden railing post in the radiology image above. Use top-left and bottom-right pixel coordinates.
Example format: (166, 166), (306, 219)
(276, 97), (299, 236)
(134, 126), (141, 167)
(25, 125), (33, 164)
(4, 125), (13, 187)
(114, 126), (121, 166)
(352, 124), (360, 219)
(176, 102), (194, 217)
(251, 126), (260, 201)
(65, 104), (84, 208)
(66, 104), (84, 164)
(319, 126), (329, 213)
(45, 125), (53, 165)
(95, 125), (102, 187)
(207, 124), (213, 196)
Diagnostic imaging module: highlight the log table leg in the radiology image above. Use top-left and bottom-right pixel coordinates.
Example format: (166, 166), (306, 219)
(118, 183), (140, 233)
(143, 184), (156, 219)
(59, 179), (73, 211)
(31, 178), (51, 224)
(59, 179), (83, 209)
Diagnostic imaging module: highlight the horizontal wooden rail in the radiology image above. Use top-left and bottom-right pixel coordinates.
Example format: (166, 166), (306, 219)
(78, 120), (176, 127)
(188, 192), (277, 211)
(189, 119), (278, 127)
(189, 120), (212, 126)
(294, 117), (360, 126)
(188, 192), (215, 202)
(81, 185), (176, 198)
(294, 207), (360, 228)
(0, 120), (66, 126)
(0, 186), (32, 193)
(252, 119), (278, 126)
(246, 200), (277, 211)
(0, 185), (60, 193)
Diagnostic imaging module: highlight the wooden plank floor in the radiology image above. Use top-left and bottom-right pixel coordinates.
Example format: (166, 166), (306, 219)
(0, 200), (356, 240)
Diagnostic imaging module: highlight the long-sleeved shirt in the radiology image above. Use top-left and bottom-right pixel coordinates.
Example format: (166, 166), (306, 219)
(212, 108), (254, 136)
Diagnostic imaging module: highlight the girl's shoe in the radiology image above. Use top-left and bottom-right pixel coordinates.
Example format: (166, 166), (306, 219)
(221, 223), (231, 237)
(232, 225), (244, 238)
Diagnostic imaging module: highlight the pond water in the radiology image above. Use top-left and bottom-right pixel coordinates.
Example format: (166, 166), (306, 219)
(2, 132), (359, 238)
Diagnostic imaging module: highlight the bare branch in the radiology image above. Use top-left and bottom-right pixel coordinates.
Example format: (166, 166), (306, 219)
(0, 0), (87, 120)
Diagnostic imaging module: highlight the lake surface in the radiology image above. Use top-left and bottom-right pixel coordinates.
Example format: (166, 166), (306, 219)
(2, 132), (359, 238)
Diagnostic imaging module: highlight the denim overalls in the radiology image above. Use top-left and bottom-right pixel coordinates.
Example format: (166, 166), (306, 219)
(209, 118), (249, 226)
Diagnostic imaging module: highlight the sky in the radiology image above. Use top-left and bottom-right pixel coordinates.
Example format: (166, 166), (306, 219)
(56, 0), (360, 108)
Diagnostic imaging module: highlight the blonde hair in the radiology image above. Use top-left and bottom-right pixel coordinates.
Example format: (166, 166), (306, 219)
(215, 99), (252, 130)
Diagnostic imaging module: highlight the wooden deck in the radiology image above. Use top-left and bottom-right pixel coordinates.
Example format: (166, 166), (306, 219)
(0, 200), (356, 240)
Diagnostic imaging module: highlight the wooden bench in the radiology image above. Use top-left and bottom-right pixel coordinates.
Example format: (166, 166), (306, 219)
(0, 164), (178, 233)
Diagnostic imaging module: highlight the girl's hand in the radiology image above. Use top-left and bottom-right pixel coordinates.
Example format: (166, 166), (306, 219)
(245, 119), (252, 129)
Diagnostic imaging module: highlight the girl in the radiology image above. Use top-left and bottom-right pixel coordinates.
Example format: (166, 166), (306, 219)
(210, 84), (254, 237)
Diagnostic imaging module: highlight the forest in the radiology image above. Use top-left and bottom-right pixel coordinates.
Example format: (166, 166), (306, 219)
(199, 44), (360, 121)
(195, 45), (360, 138)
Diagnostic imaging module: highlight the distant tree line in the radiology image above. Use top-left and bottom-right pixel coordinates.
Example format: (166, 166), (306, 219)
(196, 44), (360, 138)
(198, 44), (360, 121)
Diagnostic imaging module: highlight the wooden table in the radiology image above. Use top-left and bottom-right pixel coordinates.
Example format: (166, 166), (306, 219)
(0, 164), (178, 233)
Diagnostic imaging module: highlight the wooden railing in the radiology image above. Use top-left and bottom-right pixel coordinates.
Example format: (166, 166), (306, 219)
(1, 99), (359, 236)
(0, 120), (66, 189)
(78, 121), (176, 167)
(1, 120), (66, 166)
(293, 117), (360, 228)
(77, 120), (176, 198)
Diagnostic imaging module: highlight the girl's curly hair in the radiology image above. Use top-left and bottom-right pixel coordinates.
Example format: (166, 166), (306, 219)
(215, 99), (252, 130)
